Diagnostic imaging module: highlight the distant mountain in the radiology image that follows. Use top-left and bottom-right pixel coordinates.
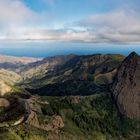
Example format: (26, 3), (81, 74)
(112, 52), (140, 119)
(20, 54), (77, 79)
(25, 54), (125, 95)
(0, 55), (42, 72)
(0, 55), (41, 64)
(0, 53), (125, 96)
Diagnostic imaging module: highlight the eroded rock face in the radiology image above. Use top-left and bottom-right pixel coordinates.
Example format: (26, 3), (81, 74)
(26, 111), (40, 127)
(50, 115), (64, 129)
(27, 112), (64, 132)
(112, 52), (140, 119)
(25, 97), (64, 132)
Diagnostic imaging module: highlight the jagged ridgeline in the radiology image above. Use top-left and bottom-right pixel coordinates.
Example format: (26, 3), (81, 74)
(0, 53), (140, 140)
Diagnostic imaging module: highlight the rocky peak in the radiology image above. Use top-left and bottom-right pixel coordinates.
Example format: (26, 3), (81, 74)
(112, 52), (140, 119)
(124, 51), (140, 65)
(127, 51), (139, 58)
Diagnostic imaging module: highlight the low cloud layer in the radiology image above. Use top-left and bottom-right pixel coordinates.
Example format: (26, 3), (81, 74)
(0, 0), (140, 44)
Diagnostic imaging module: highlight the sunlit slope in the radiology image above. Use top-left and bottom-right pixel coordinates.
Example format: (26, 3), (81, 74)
(0, 69), (22, 95)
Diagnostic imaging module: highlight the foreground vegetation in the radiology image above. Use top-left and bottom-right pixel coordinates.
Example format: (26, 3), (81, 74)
(0, 92), (140, 140)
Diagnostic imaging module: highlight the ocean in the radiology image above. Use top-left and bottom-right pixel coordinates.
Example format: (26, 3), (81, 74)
(0, 40), (140, 58)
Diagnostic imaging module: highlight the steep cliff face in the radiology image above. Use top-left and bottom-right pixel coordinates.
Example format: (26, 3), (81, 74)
(112, 52), (140, 119)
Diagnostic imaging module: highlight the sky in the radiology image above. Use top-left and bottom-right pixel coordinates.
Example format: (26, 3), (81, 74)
(0, 0), (140, 44)
(0, 0), (140, 57)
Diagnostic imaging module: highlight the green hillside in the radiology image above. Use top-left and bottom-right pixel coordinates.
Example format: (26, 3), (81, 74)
(0, 93), (140, 140)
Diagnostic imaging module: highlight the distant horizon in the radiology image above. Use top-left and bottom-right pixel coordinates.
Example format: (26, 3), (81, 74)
(0, 41), (140, 58)
(0, 49), (137, 58)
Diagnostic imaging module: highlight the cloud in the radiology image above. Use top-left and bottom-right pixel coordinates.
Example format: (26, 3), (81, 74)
(7, 28), (93, 42)
(15, 9), (140, 44)
(0, 0), (140, 44)
(0, 0), (37, 24)
(77, 9), (140, 44)
(0, 0), (42, 39)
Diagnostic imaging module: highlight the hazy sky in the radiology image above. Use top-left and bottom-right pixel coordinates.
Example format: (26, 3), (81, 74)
(0, 0), (140, 44)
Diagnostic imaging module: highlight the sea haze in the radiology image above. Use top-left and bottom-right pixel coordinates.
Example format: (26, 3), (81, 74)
(0, 40), (140, 57)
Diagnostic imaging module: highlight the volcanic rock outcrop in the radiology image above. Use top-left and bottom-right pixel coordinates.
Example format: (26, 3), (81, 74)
(112, 52), (140, 119)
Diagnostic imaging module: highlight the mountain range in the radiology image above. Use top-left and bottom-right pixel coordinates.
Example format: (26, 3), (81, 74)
(0, 52), (140, 140)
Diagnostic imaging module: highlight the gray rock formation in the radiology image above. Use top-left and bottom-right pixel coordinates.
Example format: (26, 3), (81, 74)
(112, 52), (140, 119)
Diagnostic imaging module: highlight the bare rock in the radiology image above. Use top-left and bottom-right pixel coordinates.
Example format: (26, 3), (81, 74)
(51, 115), (64, 129)
(26, 111), (40, 127)
(41, 115), (64, 132)
(112, 52), (140, 119)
